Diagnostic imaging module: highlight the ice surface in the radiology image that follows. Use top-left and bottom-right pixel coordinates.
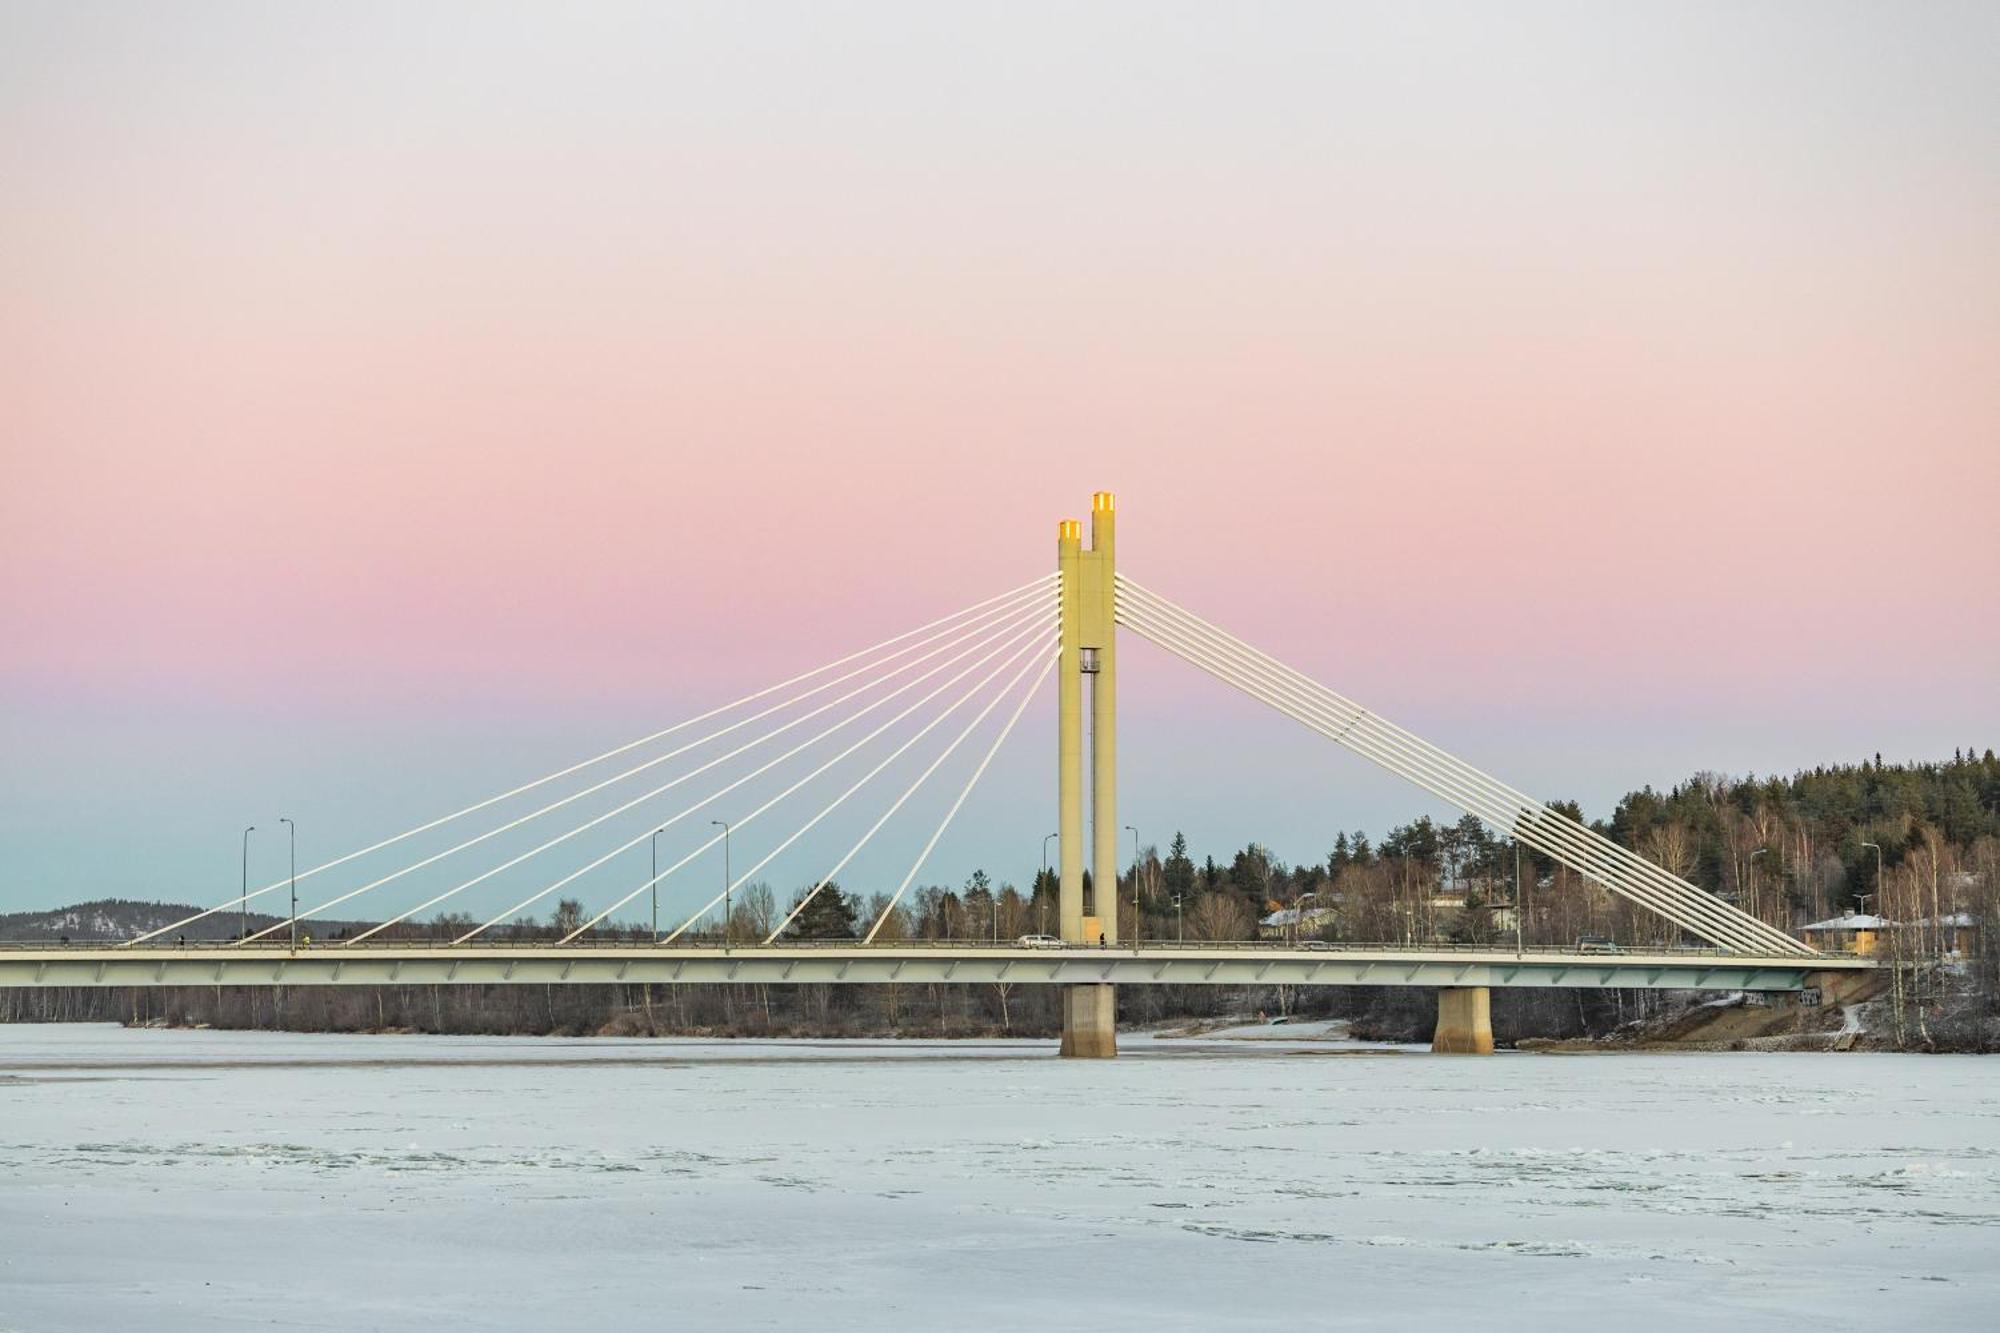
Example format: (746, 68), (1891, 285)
(2, 1024), (1996, 1331)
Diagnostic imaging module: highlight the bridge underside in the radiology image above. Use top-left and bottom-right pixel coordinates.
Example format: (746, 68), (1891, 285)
(0, 946), (1869, 991)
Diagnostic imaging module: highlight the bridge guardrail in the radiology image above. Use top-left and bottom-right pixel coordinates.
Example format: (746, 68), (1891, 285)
(0, 936), (1777, 959)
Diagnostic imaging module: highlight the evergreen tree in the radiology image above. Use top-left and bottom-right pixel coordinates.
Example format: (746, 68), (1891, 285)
(1162, 832), (1196, 899)
(789, 883), (858, 940)
(1329, 832), (1351, 877)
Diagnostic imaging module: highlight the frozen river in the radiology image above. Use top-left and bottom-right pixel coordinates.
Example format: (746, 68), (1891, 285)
(2, 1024), (1996, 1331)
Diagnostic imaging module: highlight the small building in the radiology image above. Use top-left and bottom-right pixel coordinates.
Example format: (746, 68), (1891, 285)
(1915, 912), (1977, 956)
(1258, 904), (1340, 940)
(1801, 911), (1976, 957)
(1801, 912), (1885, 956)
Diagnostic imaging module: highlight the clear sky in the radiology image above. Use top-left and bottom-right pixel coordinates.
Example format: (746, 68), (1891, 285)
(2, 3), (1995, 920)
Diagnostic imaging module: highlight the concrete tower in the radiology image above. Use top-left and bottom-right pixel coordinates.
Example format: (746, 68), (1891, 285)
(1057, 491), (1118, 1057)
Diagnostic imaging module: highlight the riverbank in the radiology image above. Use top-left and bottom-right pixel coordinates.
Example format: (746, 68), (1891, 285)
(1520, 987), (2000, 1055)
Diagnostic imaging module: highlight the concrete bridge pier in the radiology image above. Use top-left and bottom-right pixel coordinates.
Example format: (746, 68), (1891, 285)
(1060, 983), (1118, 1058)
(1432, 986), (1494, 1054)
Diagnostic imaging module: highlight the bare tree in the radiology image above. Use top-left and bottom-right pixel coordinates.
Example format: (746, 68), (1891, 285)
(1188, 892), (1252, 942)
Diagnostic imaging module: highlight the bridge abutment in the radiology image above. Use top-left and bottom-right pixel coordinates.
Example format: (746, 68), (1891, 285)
(1804, 968), (1884, 1008)
(1060, 983), (1118, 1058)
(1432, 986), (1494, 1054)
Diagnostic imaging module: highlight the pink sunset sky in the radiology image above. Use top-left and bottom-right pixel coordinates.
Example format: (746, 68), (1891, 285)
(2, 3), (1995, 916)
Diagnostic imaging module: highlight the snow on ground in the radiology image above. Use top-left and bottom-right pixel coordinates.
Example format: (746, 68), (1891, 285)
(1154, 1016), (1419, 1046)
(2, 1024), (1996, 1331)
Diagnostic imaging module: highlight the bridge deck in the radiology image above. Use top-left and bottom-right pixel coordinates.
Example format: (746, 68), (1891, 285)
(0, 942), (1867, 990)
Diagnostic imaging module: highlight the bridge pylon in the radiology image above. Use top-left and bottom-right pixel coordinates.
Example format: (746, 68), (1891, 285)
(1057, 492), (1119, 1057)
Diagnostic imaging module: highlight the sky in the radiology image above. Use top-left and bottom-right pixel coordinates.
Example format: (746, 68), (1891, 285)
(2, 2), (1995, 921)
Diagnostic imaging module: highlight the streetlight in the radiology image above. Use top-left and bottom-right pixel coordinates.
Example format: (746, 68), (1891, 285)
(279, 817), (296, 949)
(1748, 847), (1768, 919)
(1293, 890), (1317, 946)
(1173, 893), (1183, 943)
(1125, 825), (1139, 945)
(1860, 841), (1883, 916)
(239, 825), (256, 943)
(1514, 843), (1524, 958)
(650, 826), (666, 943)
(711, 820), (731, 949)
(1041, 832), (1057, 934)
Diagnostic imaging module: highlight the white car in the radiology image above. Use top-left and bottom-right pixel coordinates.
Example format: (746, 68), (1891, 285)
(1015, 933), (1066, 950)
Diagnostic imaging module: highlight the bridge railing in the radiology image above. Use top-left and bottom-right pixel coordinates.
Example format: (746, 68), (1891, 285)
(0, 936), (1779, 958)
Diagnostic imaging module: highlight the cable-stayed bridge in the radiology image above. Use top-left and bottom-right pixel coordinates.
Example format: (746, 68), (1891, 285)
(1, 494), (1868, 1054)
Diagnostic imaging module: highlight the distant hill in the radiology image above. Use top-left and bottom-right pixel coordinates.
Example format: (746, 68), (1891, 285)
(0, 898), (376, 943)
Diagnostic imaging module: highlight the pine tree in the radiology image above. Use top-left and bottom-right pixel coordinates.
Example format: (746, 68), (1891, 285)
(789, 883), (858, 940)
(1329, 832), (1351, 877)
(1163, 832), (1196, 899)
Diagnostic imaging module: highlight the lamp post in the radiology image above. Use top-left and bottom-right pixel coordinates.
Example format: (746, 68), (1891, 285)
(711, 820), (731, 949)
(650, 826), (665, 943)
(1125, 825), (1139, 945)
(1514, 844), (1524, 958)
(1748, 847), (1768, 921)
(1041, 831), (1057, 934)
(279, 817), (296, 949)
(1293, 890), (1316, 946)
(239, 825), (256, 942)
(1259, 848), (1274, 935)
(1860, 840), (1885, 958)
(1859, 841), (1883, 910)
(1173, 893), (1183, 943)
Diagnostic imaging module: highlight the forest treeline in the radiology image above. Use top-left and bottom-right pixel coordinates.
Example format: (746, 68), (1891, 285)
(7, 751), (1997, 1048)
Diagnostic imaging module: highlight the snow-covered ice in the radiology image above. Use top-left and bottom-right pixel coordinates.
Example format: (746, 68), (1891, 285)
(2, 1024), (1996, 1330)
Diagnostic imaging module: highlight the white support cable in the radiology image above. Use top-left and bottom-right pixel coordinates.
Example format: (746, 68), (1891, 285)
(479, 611), (1058, 945)
(1113, 591), (1781, 954)
(1117, 601), (1770, 952)
(356, 599), (1058, 946)
(640, 628), (1056, 940)
(864, 646), (1058, 943)
(573, 626), (1056, 941)
(1116, 585), (1807, 956)
(1116, 581), (1811, 956)
(1111, 584), (1747, 941)
(1113, 587), (1598, 875)
(766, 634), (1058, 943)
(127, 574), (1055, 946)
(241, 582), (1057, 943)
(652, 630), (1056, 946)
